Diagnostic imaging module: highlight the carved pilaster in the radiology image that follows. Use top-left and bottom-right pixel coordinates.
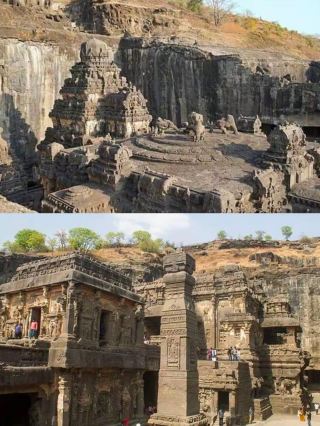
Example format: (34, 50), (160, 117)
(150, 250), (206, 426)
(57, 374), (71, 426)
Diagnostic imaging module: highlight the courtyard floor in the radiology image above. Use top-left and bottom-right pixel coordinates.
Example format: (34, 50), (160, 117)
(253, 413), (320, 425)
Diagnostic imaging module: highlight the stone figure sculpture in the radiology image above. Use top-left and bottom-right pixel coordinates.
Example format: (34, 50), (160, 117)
(253, 115), (263, 135)
(188, 112), (205, 143)
(155, 117), (179, 135)
(217, 115), (239, 135)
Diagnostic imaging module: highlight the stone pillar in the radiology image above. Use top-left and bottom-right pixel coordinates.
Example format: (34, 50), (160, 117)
(137, 372), (145, 417)
(57, 374), (72, 426)
(60, 281), (79, 341)
(149, 250), (206, 426)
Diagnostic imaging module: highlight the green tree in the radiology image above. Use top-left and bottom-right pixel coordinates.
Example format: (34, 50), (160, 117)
(132, 230), (152, 245)
(139, 238), (165, 253)
(187, 0), (202, 12)
(4, 229), (47, 253)
(132, 230), (165, 253)
(281, 226), (293, 241)
(264, 235), (273, 241)
(105, 232), (125, 247)
(255, 230), (265, 241)
(244, 234), (253, 240)
(68, 228), (101, 252)
(217, 230), (227, 240)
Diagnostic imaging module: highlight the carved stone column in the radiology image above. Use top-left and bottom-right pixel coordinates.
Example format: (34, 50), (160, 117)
(136, 372), (145, 417)
(57, 374), (72, 426)
(60, 281), (78, 341)
(149, 251), (206, 426)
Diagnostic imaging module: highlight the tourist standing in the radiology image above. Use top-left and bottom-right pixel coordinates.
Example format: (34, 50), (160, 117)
(14, 322), (22, 339)
(29, 320), (39, 338)
(298, 407), (305, 421)
(307, 409), (312, 426)
(227, 347), (232, 361)
(315, 402), (319, 415)
(211, 348), (217, 361)
(207, 348), (212, 361)
(236, 348), (241, 361)
(121, 417), (129, 426)
(248, 406), (254, 424)
(218, 408), (224, 426)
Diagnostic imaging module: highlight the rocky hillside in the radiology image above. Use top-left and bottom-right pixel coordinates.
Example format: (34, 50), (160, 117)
(1, 1), (319, 59)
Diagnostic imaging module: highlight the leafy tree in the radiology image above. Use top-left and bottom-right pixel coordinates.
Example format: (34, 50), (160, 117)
(264, 235), (273, 241)
(105, 232), (125, 247)
(255, 230), (265, 241)
(55, 229), (68, 250)
(68, 228), (101, 252)
(132, 230), (165, 253)
(281, 226), (293, 241)
(47, 237), (58, 252)
(4, 229), (47, 253)
(208, 0), (235, 26)
(132, 230), (152, 245)
(139, 238), (165, 254)
(187, 0), (203, 12)
(217, 230), (227, 240)
(244, 234), (253, 240)
(2, 240), (21, 254)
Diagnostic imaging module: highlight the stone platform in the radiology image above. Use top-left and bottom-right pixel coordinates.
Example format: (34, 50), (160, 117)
(124, 130), (269, 193)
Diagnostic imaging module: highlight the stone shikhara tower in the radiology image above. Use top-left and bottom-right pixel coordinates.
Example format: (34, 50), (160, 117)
(149, 250), (206, 426)
(40, 38), (151, 149)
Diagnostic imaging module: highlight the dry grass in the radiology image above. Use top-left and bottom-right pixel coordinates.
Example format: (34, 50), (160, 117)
(1, 1), (319, 59)
(38, 240), (320, 274)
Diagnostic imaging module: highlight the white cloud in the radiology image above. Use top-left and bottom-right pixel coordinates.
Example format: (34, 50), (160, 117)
(112, 214), (191, 240)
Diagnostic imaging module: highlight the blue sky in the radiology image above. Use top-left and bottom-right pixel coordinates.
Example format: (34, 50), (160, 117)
(235, 0), (319, 35)
(1, 214), (320, 247)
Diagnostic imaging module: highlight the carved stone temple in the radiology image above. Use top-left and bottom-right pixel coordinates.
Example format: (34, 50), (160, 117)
(0, 247), (318, 425)
(2, 35), (320, 213)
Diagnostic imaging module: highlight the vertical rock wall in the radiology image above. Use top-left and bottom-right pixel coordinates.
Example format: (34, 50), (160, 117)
(0, 39), (78, 155)
(118, 39), (315, 126)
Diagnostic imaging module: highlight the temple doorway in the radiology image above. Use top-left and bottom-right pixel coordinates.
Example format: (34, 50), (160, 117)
(0, 393), (36, 426)
(307, 369), (320, 401)
(143, 371), (159, 411)
(218, 391), (229, 411)
(30, 307), (41, 338)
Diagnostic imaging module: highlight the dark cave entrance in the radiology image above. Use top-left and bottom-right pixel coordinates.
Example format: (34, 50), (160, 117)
(218, 391), (229, 411)
(303, 127), (320, 139)
(144, 316), (161, 337)
(263, 327), (287, 345)
(307, 369), (320, 392)
(143, 371), (159, 410)
(0, 393), (36, 426)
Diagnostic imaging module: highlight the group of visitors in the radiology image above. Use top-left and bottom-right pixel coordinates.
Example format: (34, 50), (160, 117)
(13, 320), (39, 339)
(207, 347), (218, 361)
(227, 346), (241, 361)
(298, 407), (312, 425)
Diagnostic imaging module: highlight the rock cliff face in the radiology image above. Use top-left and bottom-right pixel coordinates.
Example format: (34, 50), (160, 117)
(0, 39), (78, 158)
(250, 268), (320, 369)
(118, 38), (319, 126)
